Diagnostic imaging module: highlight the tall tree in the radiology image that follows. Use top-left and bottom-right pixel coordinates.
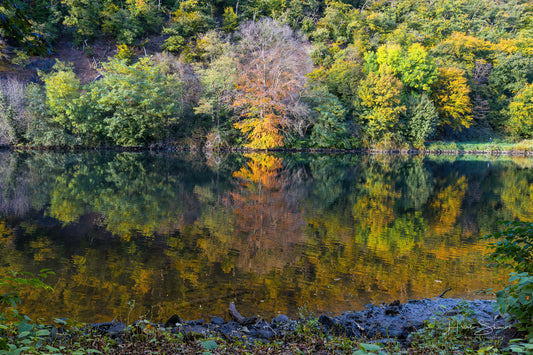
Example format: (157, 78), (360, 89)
(356, 67), (405, 145)
(431, 66), (473, 131)
(509, 83), (533, 138)
(232, 18), (312, 148)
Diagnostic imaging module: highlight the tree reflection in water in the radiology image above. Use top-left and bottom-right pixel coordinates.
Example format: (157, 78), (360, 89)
(0, 151), (526, 323)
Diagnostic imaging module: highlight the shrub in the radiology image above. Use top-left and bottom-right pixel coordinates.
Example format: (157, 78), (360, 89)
(484, 221), (533, 339)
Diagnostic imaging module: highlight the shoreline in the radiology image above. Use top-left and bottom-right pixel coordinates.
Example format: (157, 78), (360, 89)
(78, 297), (517, 353)
(1, 144), (533, 156)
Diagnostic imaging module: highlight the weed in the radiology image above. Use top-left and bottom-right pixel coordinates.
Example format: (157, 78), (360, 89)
(409, 302), (501, 353)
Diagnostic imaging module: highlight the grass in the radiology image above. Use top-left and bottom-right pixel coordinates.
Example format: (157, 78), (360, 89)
(425, 139), (533, 153)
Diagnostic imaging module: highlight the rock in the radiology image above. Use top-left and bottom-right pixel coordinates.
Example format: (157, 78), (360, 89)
(218, 322), (243, 340)
(164, 314), (183, 328)
(93, 298), (508, 346)
(272, 314), (290, 324)
(384, 300), (402, 316)
(186, 319), (204, 326)
(257, 329), (276, 339)
(88, 321), (126, 338)
(318, 315), (335, 329)
(211, 317), (225, 325)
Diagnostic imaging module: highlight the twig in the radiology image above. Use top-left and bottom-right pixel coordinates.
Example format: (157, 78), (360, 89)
(437, 287), (452, 298)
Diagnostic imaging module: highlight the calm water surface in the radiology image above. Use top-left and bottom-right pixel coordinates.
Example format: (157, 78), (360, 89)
(0, 151), (529, 323)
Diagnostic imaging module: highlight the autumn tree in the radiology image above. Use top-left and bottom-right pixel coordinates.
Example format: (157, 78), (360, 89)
(232, 18), (312, 149)
(431, 66), (473, 131)
(509, 83), (533, 138)
(356, 67), (406, 145)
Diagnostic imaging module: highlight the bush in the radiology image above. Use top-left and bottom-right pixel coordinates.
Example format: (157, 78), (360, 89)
(0, 270), (55, 353)
(484, 221), (533, 339)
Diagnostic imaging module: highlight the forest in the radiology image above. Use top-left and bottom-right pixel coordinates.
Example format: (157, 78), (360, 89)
(1, 0), (533, 149)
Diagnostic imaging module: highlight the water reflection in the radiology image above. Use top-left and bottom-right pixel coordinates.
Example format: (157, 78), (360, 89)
(0, 151), (528, 323)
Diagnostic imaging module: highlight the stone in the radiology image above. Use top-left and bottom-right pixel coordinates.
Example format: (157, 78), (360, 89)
(318, 315), (335, 329)
(211, 317), (225, 325)
(257, 329), (276, 339)
(164, 314), (183, 328)
(271, 314), (290, 324)
(384, 300), (402, 316)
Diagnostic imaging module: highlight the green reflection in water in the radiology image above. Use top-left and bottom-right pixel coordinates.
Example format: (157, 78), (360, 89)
(0, 151), (528, 323)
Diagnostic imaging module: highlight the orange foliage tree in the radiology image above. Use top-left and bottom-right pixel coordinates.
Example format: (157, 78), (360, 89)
(232, 18), (312, 148)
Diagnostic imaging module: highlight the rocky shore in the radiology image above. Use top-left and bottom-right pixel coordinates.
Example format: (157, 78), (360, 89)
(88, 298), (514, 347)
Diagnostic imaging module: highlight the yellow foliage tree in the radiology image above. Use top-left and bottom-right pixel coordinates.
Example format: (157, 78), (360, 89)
(509, 83), (533, 138)
(357, 67), (406, 144)
(42, 61), (81, 131)
(432, 32), (494, 70)
(431, 66), (473, 130)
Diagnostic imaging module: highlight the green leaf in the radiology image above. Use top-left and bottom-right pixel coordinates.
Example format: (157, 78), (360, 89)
(17, 331), (30, 338)
(201, 340), (218, 350)
(36, 329), (50, 337)
(360, 343), (381, 351)
(509, 345), (526, 353)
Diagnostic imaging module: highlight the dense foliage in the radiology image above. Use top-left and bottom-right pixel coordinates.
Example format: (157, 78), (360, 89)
(485, 222), (533, 339)
(1, 0), (533, 148)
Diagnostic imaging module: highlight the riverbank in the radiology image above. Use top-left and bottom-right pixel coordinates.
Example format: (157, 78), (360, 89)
(2, 140), (533, 157)
(3, 298), (522, 354)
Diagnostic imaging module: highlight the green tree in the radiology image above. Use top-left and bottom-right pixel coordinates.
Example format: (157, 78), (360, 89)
(83, 57), (183, 145)
(25, 83), (76, 146)
(42, 61), (82, 136)
(356, 67), (406, 145)
(309, 86), (348, 148)
(62, 0), (103, 44)
(322, 48), (364, 110)
(401, 92), (438, 148)
(241, 0), (287, 20)
(0, 0), (51, 55)
(371, 42), (437, 92)
(162, 0), (215, 55)
(194, 31), (238, 143)
(399, 43), (437, 92)
(282, 0), (320, 31)
(488, 53), (533, 131)
(222, 7), (239, 32)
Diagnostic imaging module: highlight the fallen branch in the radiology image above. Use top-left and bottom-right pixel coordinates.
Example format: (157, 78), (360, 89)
(437, 287), (452, 298)
(229, 302), (257, 326)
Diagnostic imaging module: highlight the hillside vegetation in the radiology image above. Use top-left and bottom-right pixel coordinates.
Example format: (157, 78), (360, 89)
(1, 0), (532, 148)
